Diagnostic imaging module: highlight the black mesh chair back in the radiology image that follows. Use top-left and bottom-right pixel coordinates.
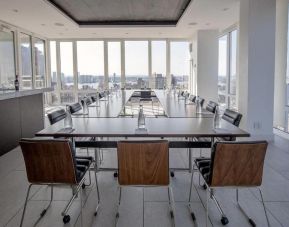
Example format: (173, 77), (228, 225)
(47, 109), (66, 125)
(198, 97), (205, 107)
(69, 103), (82, 114)
(81, 97), (92, 107)
(206, 101), (218, 114)
(222, 109), (242, 127)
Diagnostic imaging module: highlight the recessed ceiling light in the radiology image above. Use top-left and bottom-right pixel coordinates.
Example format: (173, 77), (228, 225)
(12, 9), (18, 13)
(188, 22), (198, 26)
(222, 8), (229, 11)
(54, 22), (64, 27)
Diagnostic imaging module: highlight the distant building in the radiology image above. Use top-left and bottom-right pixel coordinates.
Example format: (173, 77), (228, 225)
(155, 74), (165, 89)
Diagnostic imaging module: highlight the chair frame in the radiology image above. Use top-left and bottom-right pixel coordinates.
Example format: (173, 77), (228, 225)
(188, 142), (270, 227)
(19, 139), (100, 226)
(115, 140), (176, 227)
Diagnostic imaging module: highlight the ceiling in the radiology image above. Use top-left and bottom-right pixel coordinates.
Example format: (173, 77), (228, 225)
(0, 0), (239, 39)
(47, 0), (191, 26)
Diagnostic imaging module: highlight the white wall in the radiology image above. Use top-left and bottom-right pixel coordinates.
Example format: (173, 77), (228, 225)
(274, 0), (288, 128)
(195, 30), (219, 103)
(238, 0), (276, 138)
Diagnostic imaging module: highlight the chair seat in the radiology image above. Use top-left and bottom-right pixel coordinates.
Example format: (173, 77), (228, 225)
(76, 156), (93, 167)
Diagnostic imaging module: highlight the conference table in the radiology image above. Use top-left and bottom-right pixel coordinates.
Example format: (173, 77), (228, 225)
(37, 90), (250, 173)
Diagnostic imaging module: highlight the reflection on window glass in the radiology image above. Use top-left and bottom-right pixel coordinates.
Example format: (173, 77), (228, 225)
(218, 35), (228, 109)
(60, 42), (74, 90)
(49, 41), (57, 88)
(152, 41), (166, 89)
(34, 38), (46, 88)
(20, 33), (32, 89)
(108, 42), (121, 89)
(170, 42), (190, 90)
(77, 41), (104, 91)
(0, 30), (15, 89)
(125, 41), (148, 89)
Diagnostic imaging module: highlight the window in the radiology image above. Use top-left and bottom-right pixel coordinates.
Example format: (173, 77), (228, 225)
(49, 41), (57, 89)
(152, 41), (166, 89)
(218, 35), (228, 109)
(20, 33), (33, 89)
(60, 42), (74, 90)
(170, 41), (190, 90)
(125, 41), (148, 89)
(0, 30), (15, 89)
(34, 38), (46, 88)
(77, 41), (104, 91)
(218, 30), (238, 110)
(108, 41), (121, 89)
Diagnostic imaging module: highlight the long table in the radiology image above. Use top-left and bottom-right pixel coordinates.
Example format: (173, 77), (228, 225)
(36, 117), (250, 173)
(72, 90), (213, 118)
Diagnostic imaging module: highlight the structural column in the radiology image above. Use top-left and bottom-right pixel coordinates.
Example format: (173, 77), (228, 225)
(195, 30), (219, 102)
(238, 0), (276, 138)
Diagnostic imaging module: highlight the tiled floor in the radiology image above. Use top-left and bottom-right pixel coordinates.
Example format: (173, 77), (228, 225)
(1, 136), (289, 227)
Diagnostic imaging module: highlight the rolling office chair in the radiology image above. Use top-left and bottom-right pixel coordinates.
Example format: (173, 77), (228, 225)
(47, 108), (99, 184)
(189, 141), (269, 227)
(115, 140), (178, 227)
(19, 138), (100, 226)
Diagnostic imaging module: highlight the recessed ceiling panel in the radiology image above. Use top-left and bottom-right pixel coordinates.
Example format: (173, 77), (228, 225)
(47, 0), (192, 26)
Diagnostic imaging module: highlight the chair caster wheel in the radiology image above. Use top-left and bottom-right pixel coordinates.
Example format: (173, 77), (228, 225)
(191, 212), (196, 221)
(170, 210), (174, 218)
(113, 172), (118, 178)
(94, 211), (97, 216)
(202, 184), (207, 190)
(221, 216), (229, 225)
(82, 183), (86, 189)
(116, 212), (119, 218)
(63, 215), (70, 224)
(170, 172), (175, 177)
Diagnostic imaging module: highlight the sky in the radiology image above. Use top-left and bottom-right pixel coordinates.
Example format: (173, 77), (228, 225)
(51, 40), (191, 77)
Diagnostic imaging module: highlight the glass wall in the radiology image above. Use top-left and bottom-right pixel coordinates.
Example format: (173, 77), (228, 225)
(34, 38), (46, 88)
(108, 41), (121, 89)
(170, 41), (190, 89)
(125, 41), (149, 89)
(151, 41), (166, 89)
(0, 30), (15, 89)
(20, 33), (33, 89)
(218, 30), (238, 110)
(48, 39), (191, 105)
(60, 42), (74, 90)
(218, 35), (228, 109)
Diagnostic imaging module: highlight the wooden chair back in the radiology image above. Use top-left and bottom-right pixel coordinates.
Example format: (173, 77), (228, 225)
(210, 141), (268, 187)
(19, 139), (78, 185)
(117, 140), (169, 186)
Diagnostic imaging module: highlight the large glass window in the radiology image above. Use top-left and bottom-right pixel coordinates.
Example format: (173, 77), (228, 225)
(108, 41), (121, 89)
(77, 41), (104, 91)
(0, 30), (15, 89)
(49, 41), (57, 89)
(125, 41), (148, 89)
(218, 35), (228, 109)
(218, 30), (238, 110)
(34, 38), (46, 88)
(170, 41), (190, 90)
(20, 33), (33, 89)
(152, 41), (166, 89)
(60, 42), (74, 90)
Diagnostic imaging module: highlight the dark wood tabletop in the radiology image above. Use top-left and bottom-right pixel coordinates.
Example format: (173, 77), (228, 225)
(36, 117), (250, 138)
